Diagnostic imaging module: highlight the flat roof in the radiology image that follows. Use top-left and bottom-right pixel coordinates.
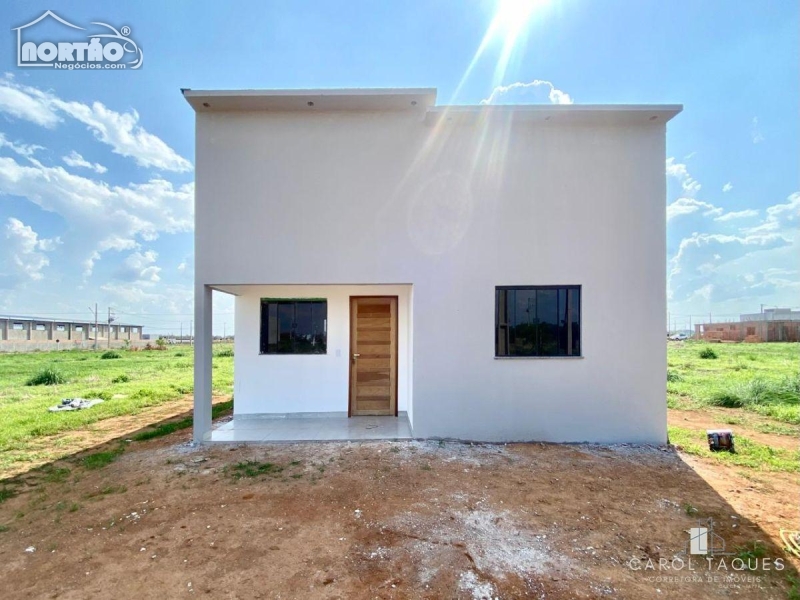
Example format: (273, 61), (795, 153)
(182, 88), (437, 112)
(182, 88), (682, 122)
(426, 104), (682, 124)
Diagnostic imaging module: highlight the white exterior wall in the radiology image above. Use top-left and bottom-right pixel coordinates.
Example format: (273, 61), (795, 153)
(196, 108), (668, 443)
(232, 285), (412, 416)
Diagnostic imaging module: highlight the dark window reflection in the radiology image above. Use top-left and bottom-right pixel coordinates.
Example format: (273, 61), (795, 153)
(260, 300), (327, 354)
(495, 286), (581, 357)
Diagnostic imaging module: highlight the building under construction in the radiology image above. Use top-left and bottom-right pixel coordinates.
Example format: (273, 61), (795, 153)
(695, 308), (800, 343)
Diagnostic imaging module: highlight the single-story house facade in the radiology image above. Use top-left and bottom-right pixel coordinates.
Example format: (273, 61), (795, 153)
(185, 88), (681, 444)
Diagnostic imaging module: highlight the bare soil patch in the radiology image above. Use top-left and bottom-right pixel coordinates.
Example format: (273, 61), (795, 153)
(0, 431), (796, 599)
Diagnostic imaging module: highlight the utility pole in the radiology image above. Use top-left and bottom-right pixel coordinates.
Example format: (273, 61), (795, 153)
(189, 320), (193, 346)
(89, 304), (98, 350)
(180, 322), (183, 344)
(107, 307), (115, 349)
(223, 322), (226, 340)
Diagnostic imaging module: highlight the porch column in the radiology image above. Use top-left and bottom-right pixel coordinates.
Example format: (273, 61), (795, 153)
(193, 284), (213, 442)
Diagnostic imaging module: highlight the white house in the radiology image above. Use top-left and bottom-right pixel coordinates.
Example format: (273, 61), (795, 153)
(184, 88), (681, 444)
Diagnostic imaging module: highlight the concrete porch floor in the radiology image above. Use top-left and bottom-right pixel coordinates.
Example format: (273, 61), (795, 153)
(207, 412), (412, 443)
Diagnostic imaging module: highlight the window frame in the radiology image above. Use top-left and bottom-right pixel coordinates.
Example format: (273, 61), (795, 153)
(259, 298), (328, 355)
(495, 285), (582, 359)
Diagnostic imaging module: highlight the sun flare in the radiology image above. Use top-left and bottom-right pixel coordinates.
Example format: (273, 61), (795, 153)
(451, 0), (549, 103)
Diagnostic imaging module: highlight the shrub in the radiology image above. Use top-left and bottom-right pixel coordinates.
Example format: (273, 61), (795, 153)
(26, 367), (67, 386)
(667, 370), (682, 382)
(699, 347), (718, 359)
(709, 377), (800, 409)
(215, 348), (234, 358)
(708, 391), (744, 408)
(111, 373), (130, 383)
(101, 350), (121, 360)
(155, 337), (167, 350)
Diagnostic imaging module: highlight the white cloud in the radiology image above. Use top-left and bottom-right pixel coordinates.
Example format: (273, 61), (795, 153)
(0, 218), (59, 287)
(0, 155), (193, 278)
(55, 100), (192, 172)
(0, 132), (42, 158)
(0, 75), (60, 128)
(480, 80), (573, 105)
(741, 192), (799, 236)
(99, 280), (193, 318)
(62, 150), (107, 174)
(714, 209), (758, 222)
(667, 198), (722, 220)
(0, 75), (191, 172)
(668, 192), (798, 308)
(666, 157), (701, 196)
(722, 182), (733, 193)
(117, 250), (161, 283)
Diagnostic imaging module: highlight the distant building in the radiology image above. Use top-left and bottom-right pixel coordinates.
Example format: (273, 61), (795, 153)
(695, 317), (800, 343)
(0, 315), (144, 351)
(739, 308), (800, 322)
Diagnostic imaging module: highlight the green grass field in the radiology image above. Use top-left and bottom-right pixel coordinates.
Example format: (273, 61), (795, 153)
(667, 341), (799, 473)
(667, 341), (799, 423)
(0, 341), (796, 477)
(0, 345), (233, 473)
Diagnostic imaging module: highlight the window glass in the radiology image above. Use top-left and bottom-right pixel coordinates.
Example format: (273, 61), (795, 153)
(495, 286), (581, 357)
(260, 299), (327, 354)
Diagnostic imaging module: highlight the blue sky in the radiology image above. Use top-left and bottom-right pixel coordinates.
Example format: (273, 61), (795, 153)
(0, 0), (797, 335)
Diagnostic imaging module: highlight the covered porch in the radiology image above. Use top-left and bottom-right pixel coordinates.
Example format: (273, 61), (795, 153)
(193, 283), (414, 443)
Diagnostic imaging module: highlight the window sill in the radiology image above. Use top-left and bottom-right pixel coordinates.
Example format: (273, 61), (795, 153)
(494, 355), (584, 360)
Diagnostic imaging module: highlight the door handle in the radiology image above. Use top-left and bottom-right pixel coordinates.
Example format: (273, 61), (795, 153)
(352, 353), (360, 363)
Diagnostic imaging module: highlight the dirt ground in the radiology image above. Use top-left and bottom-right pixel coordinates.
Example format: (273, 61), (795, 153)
(1, 416), (797, 599)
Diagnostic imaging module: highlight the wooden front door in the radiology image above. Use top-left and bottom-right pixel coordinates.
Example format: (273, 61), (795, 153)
(349, 296), (398, 416)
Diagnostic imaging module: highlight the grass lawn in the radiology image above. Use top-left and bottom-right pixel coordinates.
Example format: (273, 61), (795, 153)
(0, 340), (796, 478)
(668, 341), (799, 423)
(667, 341), (799, 472)
(0, 345), (233, 474)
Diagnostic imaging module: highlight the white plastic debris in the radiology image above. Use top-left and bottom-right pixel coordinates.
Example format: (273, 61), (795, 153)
(48, 398), (104, 412)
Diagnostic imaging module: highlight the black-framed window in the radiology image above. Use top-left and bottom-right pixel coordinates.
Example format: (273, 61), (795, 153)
(260, 299), (327, 354)
(495, 286), (581, 357)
